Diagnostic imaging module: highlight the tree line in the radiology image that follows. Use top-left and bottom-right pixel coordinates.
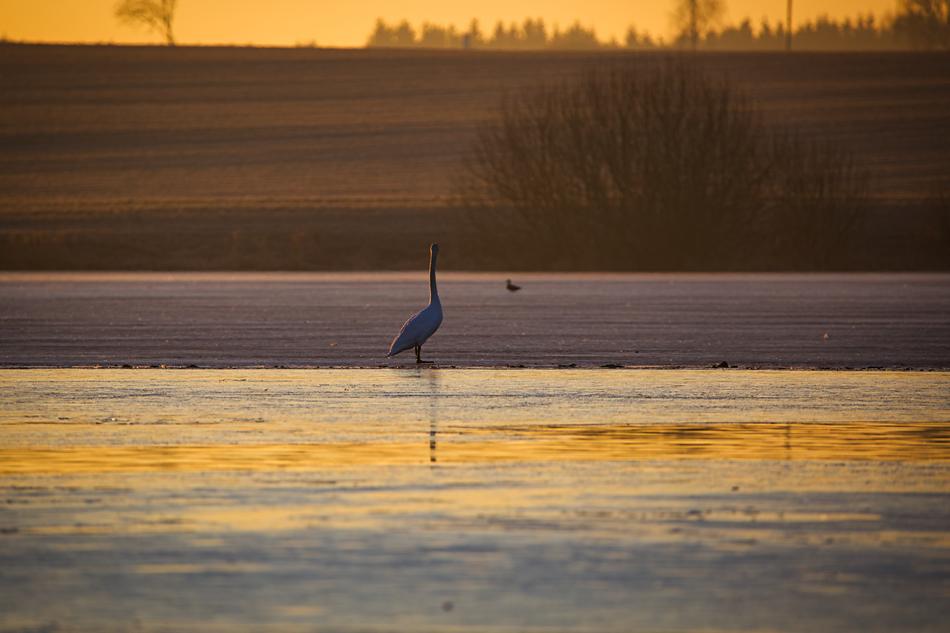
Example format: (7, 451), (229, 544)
(367, 18), (610, 51)
(367, 1), (950, 51)
(108, 0), (948, 51)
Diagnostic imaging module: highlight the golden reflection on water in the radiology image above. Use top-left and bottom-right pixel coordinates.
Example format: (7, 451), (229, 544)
(1, 420), (947, 475)
(2, 371), (949, 633)
(1, 369), (948, 475)
(15, 470), (950, 548)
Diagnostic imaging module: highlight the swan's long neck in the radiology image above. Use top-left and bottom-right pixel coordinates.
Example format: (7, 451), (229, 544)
(429, 250), (439, 305)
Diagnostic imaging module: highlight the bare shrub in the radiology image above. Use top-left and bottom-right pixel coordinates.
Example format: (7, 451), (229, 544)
(934, 187), (950, 261)
(456, 62), (867, 270)
(763, 133), (867, 268)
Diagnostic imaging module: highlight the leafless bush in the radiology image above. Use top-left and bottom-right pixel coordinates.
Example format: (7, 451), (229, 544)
(934, 187), (950, 260)
(456, 62), (867, 270)
(762, 132), (867, 268)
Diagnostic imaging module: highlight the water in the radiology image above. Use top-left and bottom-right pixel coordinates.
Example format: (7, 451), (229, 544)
(1, 368), (948, 632)
(2, 272), (948, 368)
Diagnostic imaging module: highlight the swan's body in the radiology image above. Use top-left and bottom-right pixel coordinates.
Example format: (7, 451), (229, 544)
(506, 278), (521, 292)
(387, 243), (443, 363)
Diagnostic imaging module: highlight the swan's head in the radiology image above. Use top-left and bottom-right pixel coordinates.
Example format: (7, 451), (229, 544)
(430, 243), (440, 255)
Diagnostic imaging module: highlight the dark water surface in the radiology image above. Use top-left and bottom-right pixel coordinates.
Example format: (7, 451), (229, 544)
(1, 368), (948, 632)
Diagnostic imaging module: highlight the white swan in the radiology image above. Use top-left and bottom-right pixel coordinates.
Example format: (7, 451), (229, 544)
(387, 243), (443, 364)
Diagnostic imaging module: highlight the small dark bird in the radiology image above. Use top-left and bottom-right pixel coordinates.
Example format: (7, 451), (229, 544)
(506, 279), (521, 292)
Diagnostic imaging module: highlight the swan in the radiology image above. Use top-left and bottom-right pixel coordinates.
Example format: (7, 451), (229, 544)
(387, 243), (443, 364)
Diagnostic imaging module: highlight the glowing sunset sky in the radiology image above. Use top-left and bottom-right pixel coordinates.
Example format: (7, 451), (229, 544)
(2, 1), (899, 47)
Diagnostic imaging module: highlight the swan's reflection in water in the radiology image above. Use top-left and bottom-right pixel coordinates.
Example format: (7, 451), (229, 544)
(426, 368), (439, 464)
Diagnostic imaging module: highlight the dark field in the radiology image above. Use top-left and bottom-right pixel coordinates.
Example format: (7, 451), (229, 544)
(1, 45), (949, 269)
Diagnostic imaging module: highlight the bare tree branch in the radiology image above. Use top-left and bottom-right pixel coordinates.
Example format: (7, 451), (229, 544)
(672, 0), (726, 50)
(115, 0), (178, 46)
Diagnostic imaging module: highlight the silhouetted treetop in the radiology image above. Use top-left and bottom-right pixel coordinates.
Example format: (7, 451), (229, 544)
(115, 0), (178, 46)
(672, 0), (725, 50)
(367, 17), (604, 50)
(893, 0), (950, 49)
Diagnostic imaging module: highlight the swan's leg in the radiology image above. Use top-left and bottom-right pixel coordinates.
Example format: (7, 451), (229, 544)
(415, 345), (433, 364)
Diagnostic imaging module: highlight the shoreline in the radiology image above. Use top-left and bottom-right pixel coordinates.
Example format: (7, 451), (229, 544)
(2, 364), (948, 371)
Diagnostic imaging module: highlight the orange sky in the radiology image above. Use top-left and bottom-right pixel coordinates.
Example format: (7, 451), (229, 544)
(1, 1), (900, 47)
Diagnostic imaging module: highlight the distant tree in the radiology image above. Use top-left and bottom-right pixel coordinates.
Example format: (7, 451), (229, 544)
(893, 0), (950, 49)
(549, 22), (600, 50)
(522, 18), (548, 48)
(673, 0), (725, 50)
(505, 22), (521, 48)
(774, 21), (787, 49)
(489, 21), (508, 48)
(367, 19), (395, 47)
(464, 19), (485, 48)
(419, 23), (460, 48)
(796, 16), (842, 49)
(707, 17), (754, 49)
(366, 19), (418, 47)
(624, 26), (656, 49)
(393, 20), (416, 46)
(115, 0), (177, 46)
(484, 20), (541, 49)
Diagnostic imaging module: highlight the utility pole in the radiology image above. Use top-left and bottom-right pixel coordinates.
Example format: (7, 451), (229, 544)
(786, 0), (793, 51)
(690, 0), (699, 51)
